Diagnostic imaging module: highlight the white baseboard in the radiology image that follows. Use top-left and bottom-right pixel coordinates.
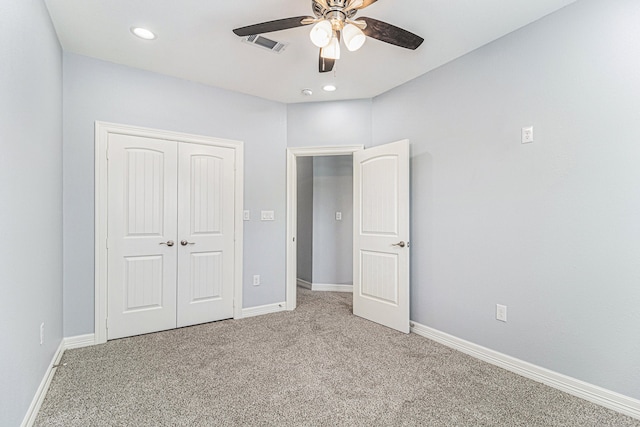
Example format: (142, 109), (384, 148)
(241, 302), (287, 319)
(63, 333), (95, 350)
(312, 283), (353, 292)
(21, 340), (65, 427)
(21, 334), (96, 426)
(410, 322), (640, 420)
(296, 279), (312, 290)
(297, 279), (352, 293)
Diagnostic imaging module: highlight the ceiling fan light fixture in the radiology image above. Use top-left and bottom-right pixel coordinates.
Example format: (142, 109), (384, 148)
(343, 23), (366, 52)
(321, 35), (341, 60)
(309, 20), (332, 48)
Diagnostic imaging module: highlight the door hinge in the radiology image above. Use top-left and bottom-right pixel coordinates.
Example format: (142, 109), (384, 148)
(105, 318), (109, 329)
(106, 238), (109, 249)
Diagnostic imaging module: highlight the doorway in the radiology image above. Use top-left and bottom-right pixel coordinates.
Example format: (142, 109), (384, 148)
(286, 141), (411, 333)
(285, 146), (363, 310)
(296, 155), (354, 293)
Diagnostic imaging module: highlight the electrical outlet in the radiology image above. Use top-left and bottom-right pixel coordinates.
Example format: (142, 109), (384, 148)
(40, 322), (45, 345)
(335, 212), (342, 221)
(496, 304), (507, 322)
(253, 275), (260, 286)
(521, 126), (534, 144)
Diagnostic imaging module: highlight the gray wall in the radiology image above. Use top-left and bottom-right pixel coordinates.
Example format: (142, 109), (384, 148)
(0, 1), (63, 425)
(296, 157), (313, 283)
(312, 156), (353, 285)
(287, 99), (372, 148)
(372, 0), (640, 400)
(63, 53), (287, 336)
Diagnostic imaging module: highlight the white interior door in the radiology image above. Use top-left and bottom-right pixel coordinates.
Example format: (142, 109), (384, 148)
(177, 143), (235, 327)
(353, 140), (410, 333)
(107, 134), (178, 340)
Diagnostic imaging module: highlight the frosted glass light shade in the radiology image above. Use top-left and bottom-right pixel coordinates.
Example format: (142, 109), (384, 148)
(343, 23), (365, 51)
(309, 20), (332, 48)
(320, 35), (341, 59)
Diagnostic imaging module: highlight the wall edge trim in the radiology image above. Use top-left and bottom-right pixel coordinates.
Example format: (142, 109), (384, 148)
(63, 334), (96, 350)
(311, 283), (353, 292)
(241, 302), (287, 319)
(21, 340), (65, 427)
(296, 279), (312, 290)
(410, 322), (640, 420)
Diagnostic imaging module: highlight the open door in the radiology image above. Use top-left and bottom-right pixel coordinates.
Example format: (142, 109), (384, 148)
(353, 140), (410, 333)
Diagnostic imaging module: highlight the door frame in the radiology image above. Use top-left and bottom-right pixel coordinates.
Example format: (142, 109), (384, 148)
(95, 121), (244, 344)
(285, 145), (363, 311)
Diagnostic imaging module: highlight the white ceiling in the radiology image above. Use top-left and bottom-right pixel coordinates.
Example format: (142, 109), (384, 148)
(45, 0), (577, 104)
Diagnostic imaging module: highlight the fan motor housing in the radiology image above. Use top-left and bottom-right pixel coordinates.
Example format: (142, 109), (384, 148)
(312, 0), (358, 19)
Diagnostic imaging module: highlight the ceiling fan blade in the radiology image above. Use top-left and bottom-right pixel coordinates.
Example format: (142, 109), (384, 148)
(359, 17), (424, 50)
(319, 50), (335, 73)
(315, 0), (330, 9)
(233, 16), (314, 37)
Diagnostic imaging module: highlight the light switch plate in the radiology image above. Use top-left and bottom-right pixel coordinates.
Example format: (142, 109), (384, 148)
(261, 210), (275, 221)
(243, 210), (250, 221)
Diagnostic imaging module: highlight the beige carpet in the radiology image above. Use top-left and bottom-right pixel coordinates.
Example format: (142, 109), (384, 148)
(35, 288), (639, 426)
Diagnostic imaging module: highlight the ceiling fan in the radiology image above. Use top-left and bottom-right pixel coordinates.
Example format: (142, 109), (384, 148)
(232, 0), (424, 73)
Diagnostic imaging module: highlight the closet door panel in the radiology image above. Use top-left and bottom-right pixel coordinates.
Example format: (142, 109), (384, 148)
(177, 143), (235, 327)
(107, 134), (178, 339)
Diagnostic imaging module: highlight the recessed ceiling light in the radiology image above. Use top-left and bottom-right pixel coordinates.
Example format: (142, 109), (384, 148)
(131, 27), (156, 40)
(323, 84), (337, 92)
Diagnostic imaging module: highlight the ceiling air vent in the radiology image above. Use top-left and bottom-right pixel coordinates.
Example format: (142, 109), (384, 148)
(242, 35), (288, 54)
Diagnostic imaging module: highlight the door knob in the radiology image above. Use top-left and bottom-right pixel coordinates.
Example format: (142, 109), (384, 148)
(160, 240), (175, 247)
(181, 240), (195, 246)
(392, 241), (406, 248)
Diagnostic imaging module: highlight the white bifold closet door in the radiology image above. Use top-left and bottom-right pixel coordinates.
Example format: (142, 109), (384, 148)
(107, 134), (235, 340)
